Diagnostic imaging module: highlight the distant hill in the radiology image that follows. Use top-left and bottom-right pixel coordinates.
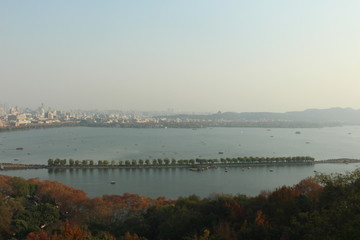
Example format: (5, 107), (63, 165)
(158, 108), (360, 125)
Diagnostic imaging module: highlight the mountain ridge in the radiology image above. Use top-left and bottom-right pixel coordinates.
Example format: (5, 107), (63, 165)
(157, 107), (360, 124)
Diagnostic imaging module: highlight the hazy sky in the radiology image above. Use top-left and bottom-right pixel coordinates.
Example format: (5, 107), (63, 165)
(1, 1), (359, 113)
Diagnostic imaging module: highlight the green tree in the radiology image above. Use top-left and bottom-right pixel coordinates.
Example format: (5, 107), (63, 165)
(69, 159), (75, 166)
(54, 158), (60, 166)
(8, 177), (37, 198)
(12, 203), (60, 239)
(47, 159), (54, 166)
(60, 159), (67, 166)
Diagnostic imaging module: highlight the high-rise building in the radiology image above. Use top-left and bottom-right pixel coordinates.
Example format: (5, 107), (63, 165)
(0, 106), (5, 116)
(9, 107), (20, 115)
(38, 103), (45, 117)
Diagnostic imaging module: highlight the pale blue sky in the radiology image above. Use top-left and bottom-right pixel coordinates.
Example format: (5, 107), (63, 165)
(1, 1), (359, 112)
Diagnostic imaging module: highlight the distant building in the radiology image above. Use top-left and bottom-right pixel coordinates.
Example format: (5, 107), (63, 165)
(9, 107), (20, 115)
(7, 114), (17, 121)
(45, 111), (55, 120)
(8, 114), (26, 121)
(0, 106), (5, 116)
(38, 103), (45, 117)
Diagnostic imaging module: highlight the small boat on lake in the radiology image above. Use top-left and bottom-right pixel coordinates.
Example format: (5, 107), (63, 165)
(111, 181), (116, 184)
(225, 167), (228, 172)
(189, 168), (201, 172)
(16, 147), (24, 150)
(189, 167), (206, 172)
(218, 152), (224, 154)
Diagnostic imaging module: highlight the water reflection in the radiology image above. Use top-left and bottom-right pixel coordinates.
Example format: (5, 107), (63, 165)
(1, 163), (359, 199)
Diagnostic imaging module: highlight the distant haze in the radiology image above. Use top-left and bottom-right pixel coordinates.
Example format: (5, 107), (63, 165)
(1, 1), (360, 112)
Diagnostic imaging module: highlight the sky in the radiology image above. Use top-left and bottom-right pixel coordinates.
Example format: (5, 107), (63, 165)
(1, 0), (360, 113)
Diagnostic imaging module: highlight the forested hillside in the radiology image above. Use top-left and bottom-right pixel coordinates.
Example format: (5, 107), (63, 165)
(0, 169), (359, 240)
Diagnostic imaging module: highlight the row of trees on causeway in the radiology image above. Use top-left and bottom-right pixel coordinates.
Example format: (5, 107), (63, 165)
(47, 156), (315, 168)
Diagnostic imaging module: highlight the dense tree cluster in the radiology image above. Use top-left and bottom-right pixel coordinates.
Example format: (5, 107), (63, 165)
(0, 168), (359, 239)
(0, 175), (171, 240)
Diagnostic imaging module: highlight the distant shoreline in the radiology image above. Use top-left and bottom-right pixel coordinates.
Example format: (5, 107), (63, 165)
(0, 120), (347, 132)
(315, 158), (360, 164)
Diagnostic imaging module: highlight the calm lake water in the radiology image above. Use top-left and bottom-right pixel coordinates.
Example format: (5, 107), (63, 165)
(1, 127), (360, 199)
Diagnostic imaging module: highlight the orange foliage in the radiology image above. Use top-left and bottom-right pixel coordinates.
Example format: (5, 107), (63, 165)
(87, 195), (127, 223)
(189, 229), (211, 240)
(0, 203), (15, 236)
(52, 220), (90, 240)
(88, 193), (173, 223)
(124, 231), (140, 240)
(29, 179), (89, 221)
(0, 174), (13, 195)
(2, 176), (172, 230)
(295, 177), (323, 201)
(0, 177), (23, 236)
(224, 201), (245, 220)
(26, 222), (116, 240)
(255, 210), (269, 227)
(268, 186), (300, 202)
(26, 231), (50, 240)
(215, 221), (237, 240)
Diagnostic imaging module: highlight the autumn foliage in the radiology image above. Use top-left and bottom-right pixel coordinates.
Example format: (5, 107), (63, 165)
(1, 168), (360, 240)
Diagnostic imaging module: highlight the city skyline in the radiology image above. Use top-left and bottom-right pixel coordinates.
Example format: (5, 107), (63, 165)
(1, 1), (360, 112)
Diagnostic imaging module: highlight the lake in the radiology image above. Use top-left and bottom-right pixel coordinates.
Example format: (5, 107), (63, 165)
(1, 126), (360, 199)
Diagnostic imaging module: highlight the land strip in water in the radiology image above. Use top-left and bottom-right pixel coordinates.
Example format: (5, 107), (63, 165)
(0, 163), (47, 170)
(315, 158), (360, 164)
(1, 158), (359, 171)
